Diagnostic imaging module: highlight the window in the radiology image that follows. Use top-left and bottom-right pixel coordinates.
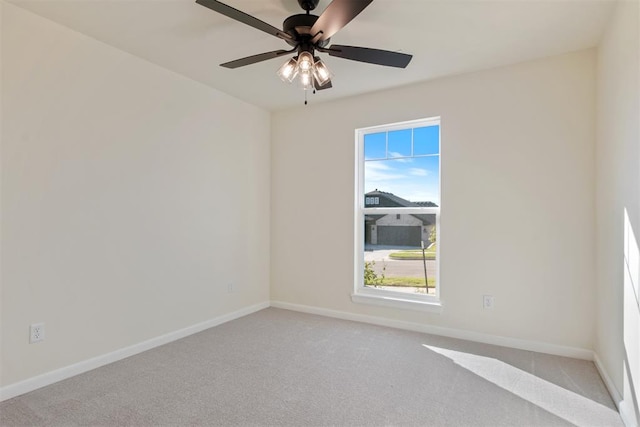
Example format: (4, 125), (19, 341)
(365, 197), (380, 206)
(353, 117), (441, 310)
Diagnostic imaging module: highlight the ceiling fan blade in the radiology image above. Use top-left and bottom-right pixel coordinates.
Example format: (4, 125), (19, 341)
(314, 77), (332, 91)
(221, 49), (293, 69)
(196, 0), (294, 42)
(309, 0), (373, 43)
(322, 45), (412, 68)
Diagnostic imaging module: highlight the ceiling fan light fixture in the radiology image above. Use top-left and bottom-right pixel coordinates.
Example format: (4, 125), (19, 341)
(297, 51), (315, 72)
(277, 57), (299, 83)
(313, 58), (333, 86)
(298, 70), (314, 90)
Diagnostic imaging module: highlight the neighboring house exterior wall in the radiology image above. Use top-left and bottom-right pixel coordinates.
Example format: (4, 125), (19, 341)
(376, 214), (423, 226)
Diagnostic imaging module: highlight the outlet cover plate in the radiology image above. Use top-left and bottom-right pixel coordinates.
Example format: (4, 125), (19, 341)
(30, 323), (45, 343)
(483, 295), (494, 309)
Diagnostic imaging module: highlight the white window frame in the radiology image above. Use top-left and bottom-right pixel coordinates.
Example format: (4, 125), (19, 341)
(352, 117), (442, 313)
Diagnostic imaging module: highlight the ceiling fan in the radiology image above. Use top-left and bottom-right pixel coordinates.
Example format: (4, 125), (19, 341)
(195, 0), (413, 93)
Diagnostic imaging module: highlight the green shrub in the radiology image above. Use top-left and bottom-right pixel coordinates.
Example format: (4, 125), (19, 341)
(364, 261), (385, 287)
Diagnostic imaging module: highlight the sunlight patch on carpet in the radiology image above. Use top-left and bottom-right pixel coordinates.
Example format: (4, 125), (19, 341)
(424, 345), (622, 426)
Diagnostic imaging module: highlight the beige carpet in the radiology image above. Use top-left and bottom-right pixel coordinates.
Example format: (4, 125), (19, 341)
(0, 308), (623, 426)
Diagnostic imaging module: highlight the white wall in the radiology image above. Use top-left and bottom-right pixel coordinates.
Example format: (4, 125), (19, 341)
(272, 49), (596, 351)
(596, 1), (640, 424)
(1, 2), (270, 388)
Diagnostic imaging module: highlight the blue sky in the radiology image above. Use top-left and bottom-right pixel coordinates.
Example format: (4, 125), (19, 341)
(364, 125), (440, 205)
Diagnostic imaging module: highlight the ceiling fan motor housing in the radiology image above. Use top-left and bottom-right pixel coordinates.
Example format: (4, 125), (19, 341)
(282, 14), (330, 47)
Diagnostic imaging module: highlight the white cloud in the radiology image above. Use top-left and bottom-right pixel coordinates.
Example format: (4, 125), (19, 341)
(364, 159), (439, 204)
(409, 168), (428, 176)
(365, 162), (405, 184)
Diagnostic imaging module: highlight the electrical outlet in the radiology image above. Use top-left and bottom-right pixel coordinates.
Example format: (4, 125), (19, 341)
(227, 283), (234, 293)
(483, 295), (494, 309)
(30, 323), (45, 343)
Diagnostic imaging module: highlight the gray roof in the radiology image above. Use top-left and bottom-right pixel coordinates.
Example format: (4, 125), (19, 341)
(365, 190), (438, 208)
(364, 190), (437, 226)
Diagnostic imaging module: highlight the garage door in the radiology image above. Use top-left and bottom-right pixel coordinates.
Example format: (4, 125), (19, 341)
(377, 226), (421, 246)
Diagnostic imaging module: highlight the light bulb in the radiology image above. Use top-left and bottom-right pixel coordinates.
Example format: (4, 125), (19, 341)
(299, 70), (313, 90)
(297, 51), (314, 72)
(277, 57), (299, 83)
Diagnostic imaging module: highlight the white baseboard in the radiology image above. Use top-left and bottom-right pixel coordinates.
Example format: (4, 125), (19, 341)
(593, 352), (623, 405)
(0, 301), (270, 402)
(269, 300), (594, 360)
(594, 353), (640, 427)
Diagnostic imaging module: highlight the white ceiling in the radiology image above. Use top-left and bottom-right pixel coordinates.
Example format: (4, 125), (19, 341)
(9, 0), (616, 111)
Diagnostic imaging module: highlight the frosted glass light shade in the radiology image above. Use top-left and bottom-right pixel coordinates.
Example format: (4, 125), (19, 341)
(298, 70), (314, 90)
(297, 51), (314, 72)
(313, 58), (333, 86)
(277, 57), (298, 83)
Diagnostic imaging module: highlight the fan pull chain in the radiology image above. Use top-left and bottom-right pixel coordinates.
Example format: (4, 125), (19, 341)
(304, 90), (308, 105)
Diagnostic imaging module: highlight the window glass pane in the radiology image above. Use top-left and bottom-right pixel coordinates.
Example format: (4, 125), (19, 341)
(414, 156), (440, 206)
(364, 132), (386, 160)
(388, 129), (412, 158)
(364, 157), (439, 206)
(358, 117), (440, 299)
(364, 214), (437, 295)
(413, 125), (439, 156)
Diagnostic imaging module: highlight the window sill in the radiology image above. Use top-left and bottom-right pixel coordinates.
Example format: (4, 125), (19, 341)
(351, 292), (443, 313)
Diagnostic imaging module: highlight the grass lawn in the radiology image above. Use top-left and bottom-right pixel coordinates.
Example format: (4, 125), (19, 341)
(389, 245), (437, 260)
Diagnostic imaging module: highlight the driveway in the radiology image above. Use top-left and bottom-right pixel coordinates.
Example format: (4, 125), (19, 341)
(364, 246), (437, 278)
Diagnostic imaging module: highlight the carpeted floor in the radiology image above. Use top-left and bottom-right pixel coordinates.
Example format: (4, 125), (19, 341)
(0, 308), (623, 426)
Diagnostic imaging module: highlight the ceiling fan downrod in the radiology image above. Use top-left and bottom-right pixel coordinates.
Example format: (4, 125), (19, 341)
(298, 0), (320, 12)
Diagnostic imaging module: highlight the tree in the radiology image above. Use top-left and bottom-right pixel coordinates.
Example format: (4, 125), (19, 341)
(429, 224), (437, 245)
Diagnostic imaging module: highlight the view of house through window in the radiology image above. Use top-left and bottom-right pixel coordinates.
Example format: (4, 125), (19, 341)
(356, 118), (440, 300)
